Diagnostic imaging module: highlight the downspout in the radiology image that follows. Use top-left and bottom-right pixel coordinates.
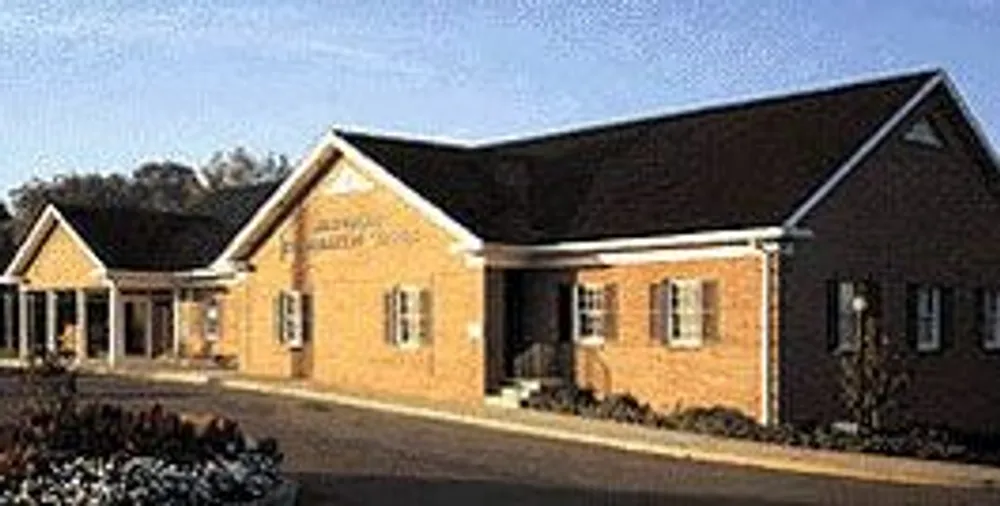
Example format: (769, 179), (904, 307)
(757, 241), (781, 426)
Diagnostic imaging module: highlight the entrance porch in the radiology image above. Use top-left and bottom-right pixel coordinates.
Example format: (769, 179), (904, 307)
(16, 285), (182, 366)
(485, 269), (577, 405)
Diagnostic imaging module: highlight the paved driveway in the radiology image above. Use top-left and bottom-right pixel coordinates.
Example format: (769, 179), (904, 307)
(2, 374), (999, 505)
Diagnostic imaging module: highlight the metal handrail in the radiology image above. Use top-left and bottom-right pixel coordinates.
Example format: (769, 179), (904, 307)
(513, 341), (574, 379)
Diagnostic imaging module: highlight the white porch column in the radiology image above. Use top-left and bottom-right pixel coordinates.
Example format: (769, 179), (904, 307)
(2, 291), (12, 350)
(76, 289), (88, 361)
(45, 290), (57, 353)
(17, 289), (28, 360)
(144, 299), (153, 359)
(108, 284), (123, 367)
(172, 289), (182, 358)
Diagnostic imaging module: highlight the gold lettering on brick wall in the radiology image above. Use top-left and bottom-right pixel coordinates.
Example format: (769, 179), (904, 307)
(279, 214), (417, 260)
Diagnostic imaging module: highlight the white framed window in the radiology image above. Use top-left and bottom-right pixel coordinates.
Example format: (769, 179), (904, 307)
(914, 285), (942, 353)
(833, 281), (862, 352)
(387, 286), (430, 348)
(572, 284), (608, 344)
(275, 290), (305, 349)
(203, 297), (221, 342)
(657, 279), (715, 347)
(981, 289), (1000, 350)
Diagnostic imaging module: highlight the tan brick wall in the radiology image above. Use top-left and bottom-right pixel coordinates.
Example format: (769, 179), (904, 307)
(517, 256), (769, 418)
(779, 88), (1000, 432)
(230, 156), (485, 404)
(21, 223), (102, 289)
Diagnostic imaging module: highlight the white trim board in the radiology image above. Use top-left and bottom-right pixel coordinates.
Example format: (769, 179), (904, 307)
(479, 226), (812, 256)
(327, 134), (482, 249)
(212, 131), (483, 268)
(783, 73), (944, 228)
(3, 204), (107, 279)
(939, 74), (1000, 175)
(482, 245), (760, 269)
(211, 131), (340, 269)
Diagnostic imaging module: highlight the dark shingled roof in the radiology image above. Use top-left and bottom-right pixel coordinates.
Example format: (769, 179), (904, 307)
(53, 181), (281, 271)
(0, 220), (15, 269)
(339, 71), (935, 243)
(186, 181), (282, 233)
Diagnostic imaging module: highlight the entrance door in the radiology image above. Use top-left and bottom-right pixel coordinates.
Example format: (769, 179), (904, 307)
(122, 298), (152, 357)
(85, 294), (109, 359)
(150, 300), (173, 358)
(503, 271), (526, 378)
(27, 292), (46, 355)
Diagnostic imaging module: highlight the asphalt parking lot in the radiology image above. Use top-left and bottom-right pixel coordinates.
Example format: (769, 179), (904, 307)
(2, 374), (999, 505)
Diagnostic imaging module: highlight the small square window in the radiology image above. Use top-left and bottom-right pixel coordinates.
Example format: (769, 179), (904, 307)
(203, 298), (221, 342)
(574, 284), (607, 343)
(908, 284), (943, 353)
(981, 289), (1000, 351)
(655, 279), (716, 348)
(388, 286), (429, 348)
(275, 290), (306, 349)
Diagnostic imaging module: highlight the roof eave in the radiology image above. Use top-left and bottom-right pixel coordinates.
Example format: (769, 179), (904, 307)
(475, 225), (813, 256)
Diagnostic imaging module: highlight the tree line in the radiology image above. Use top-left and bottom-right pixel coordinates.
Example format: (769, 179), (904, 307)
(0, 147), (292, 246)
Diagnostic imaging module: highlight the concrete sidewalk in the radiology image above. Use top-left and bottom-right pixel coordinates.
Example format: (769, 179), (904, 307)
(56, 363), (1000, 490)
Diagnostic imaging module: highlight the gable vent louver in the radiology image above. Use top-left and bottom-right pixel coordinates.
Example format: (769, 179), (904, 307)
(903, 118), (944, 148)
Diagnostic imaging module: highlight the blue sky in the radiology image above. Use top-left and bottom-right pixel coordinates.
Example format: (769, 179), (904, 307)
(0, 0), (998, 200)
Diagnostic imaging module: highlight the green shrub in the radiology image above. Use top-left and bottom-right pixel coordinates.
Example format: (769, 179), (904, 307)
(521, 385), (997, 466)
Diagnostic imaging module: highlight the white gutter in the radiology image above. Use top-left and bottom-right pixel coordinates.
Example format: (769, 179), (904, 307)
(480, 226), (812, 256)
(757, 241), (781, 426)
(97, 267), (240, 287)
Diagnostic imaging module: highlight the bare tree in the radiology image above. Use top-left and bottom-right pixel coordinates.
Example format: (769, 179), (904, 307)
(839, 310), (910, 432)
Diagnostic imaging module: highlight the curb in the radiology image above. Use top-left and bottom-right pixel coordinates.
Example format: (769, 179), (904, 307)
(218, 379), (1000, 490)
(239, 479), (299, 506)
(66, 367), (1000, 490)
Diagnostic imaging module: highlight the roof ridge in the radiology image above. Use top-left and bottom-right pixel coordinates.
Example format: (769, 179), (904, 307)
(334, 129), (474, 152)
(475, 68), (941, 151)
(54, 202), (219, 221)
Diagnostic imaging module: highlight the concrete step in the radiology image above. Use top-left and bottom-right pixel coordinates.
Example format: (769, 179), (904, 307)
(511, 377), (567, 398)
(484, 393), (521, 409)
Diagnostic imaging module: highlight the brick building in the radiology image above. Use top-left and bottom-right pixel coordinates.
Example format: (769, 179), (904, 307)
(3, 69), (999, 431)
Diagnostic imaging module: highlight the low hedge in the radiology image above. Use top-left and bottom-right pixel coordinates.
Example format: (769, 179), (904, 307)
(522, 385), (997, 465)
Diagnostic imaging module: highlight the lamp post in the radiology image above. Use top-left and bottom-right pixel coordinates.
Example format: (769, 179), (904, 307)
(851, 295), (868, 347)
(850, 294), (868, 429)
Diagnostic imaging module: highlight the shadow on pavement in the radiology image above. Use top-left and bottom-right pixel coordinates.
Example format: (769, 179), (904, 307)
(290, 473), (809, 506)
